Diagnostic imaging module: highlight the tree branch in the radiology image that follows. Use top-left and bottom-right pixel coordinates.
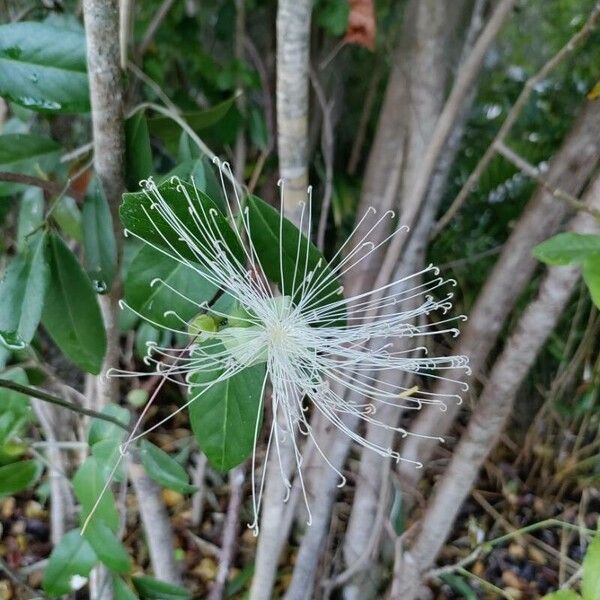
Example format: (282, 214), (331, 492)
(0, 378), (131, 432)
(432, 1), (600, 238)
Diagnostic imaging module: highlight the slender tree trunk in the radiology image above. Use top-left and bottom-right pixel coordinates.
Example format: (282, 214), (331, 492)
(82, 0), (125, 409)
(398, 98), (600, 492)
(393, 173), (600, 597)
(129, 462), (183, 584)
(82, 3), (125, 596)
(342, 2), (472, 590)
(276, 0), (313, 223)
(83, 2), (181, 591)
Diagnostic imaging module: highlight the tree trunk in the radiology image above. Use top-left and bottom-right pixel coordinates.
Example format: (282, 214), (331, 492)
(276, 0), (313, 223)
(398, 98), (600, 492)
(393, 172), (600, 597)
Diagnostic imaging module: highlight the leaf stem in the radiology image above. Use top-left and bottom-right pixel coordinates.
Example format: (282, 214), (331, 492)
(0, 378), (131, 432)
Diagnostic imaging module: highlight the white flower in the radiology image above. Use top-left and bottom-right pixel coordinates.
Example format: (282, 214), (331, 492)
(112, 163), (469, 533)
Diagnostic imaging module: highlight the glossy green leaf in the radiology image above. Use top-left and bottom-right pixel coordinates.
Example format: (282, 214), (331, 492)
(125, 112), (153, 191)
(82, 178), (117, 293)
(246, 195), (344, 324)
(17, 187), (44, 250)
(533, 233), (600, 265)
(41, 234), (107, 374)
(120, 179), (243, 265)
(140, 440), (197, 494)
(125, 244), (218, 329)
(583, 254), (600, 310)
(0, 133), (60, 196)
(82, 519), (131, 574)
(0, 460), (39, 495)
(73, 456), (119, 531)
(42, 529), (97, 597)
(583, 536), (600, 600)
(88, 404), (130, 446)
(148, 95), (237, 150)
(0, 21), (89, 112)
(114, 577), (140, 600)
(132, 576), (190, 600)
(0, 232), (49, 349)
(189, 347), (266, 471)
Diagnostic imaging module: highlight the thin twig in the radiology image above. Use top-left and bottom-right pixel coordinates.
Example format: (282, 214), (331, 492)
(208, 465), (246, 600)
(494, 140), (600, 219)
(138, 0), (176, 57)
(0, 172), (75, 198)
(310, 67), (335, 251)
(432, 1), (600, 237)
(0, 379), (131, 432)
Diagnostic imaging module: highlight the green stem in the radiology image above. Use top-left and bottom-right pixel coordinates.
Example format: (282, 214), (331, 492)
(0, 378), (131, 432)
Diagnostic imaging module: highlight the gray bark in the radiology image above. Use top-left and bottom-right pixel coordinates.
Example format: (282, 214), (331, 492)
(397, 98), (600, 491)
(393, 172), (600, 597)
(276, 0), (313, 223)
(82, 0), (126, 409)
(129, 462), (183, 584)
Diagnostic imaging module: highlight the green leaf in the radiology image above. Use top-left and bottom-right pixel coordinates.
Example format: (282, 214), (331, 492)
(125, 244), (218, 329)
(541, 592), (582, 600)
(0, 133), (60, 196)
(42, 529), (97, 597)
(120, 179), (243, 265)
(0, 232), (49, 349)
(91, 439), (125, 482)
(140, 440), (197, 494)
(53, 195), (83, 241)
(0, 460), (39, 495)
(439, 574), (479, 600)
(73, 456), (119, 531)
(82, 519), (131, 574)
(583, 536), (600, 600)
(148, 95), (237, 150)
(316, 0), (350, 37)
(583, 254), (600, 310)
(17, 187), (44, 250)
(125, 112), (153, 191)
(0, 368), (33, 461)
(189, 348), (266, 471)
(162, 154), (226, 210)
(41, 234), (107, 374)
(0, 21), (89, 112)
(114, 577), (140, 600)
(533, 233), (600, 266)
(88, 404), (130, 446)
(82, 178), (117, 293)
(132, 576), (190, 600)
(246, 195), (345, 324)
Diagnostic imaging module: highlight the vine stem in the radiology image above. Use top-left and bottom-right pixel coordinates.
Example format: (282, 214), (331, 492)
(0, 378), (131, 432)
